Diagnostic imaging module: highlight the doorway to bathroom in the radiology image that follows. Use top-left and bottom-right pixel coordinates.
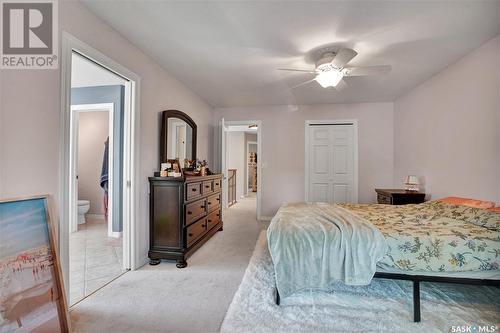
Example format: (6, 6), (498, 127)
(67, 51), (128, 306)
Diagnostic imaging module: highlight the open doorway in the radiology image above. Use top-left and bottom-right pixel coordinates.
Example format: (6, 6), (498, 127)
(58, 33), (141, 308)
(68, 52), (129, 306)
(246, 140), (258, 198)
(221, 121), (262, 219)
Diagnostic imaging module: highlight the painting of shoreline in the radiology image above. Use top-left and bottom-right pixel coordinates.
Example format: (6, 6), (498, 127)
(0, 197), (68, 333)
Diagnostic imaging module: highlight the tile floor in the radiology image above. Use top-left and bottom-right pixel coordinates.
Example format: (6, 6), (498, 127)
(69, 217), (125, 306)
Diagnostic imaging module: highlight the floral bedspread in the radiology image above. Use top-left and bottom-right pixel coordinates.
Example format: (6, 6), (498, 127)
(339, 201), (500, 272)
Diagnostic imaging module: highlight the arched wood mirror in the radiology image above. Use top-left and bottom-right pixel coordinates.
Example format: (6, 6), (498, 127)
(160, 110), (197, 166)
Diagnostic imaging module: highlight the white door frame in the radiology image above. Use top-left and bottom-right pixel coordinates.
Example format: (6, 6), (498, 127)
(59, 32), (141, 298)
(304, 119), (358, 203)
(70, 103), (115, 238)
(246, 141), (257, 196)
(222, 120), (263, 220)
(220, 118), (227, 222)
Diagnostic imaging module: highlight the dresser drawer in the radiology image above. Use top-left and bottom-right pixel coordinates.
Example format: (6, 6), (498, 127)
(185, 198), (207, 226)
(213, 178), (222, 191)
(207, 193), (221, 212)
(202, 180), (213, 195)
(186, 218), (207, 247)
(377, 194), (392, 205)
(186, 182), (202, 201)
(206, 209), (221, 231)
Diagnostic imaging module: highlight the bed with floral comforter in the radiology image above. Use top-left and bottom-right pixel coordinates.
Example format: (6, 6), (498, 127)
(340, 201), (500, 272)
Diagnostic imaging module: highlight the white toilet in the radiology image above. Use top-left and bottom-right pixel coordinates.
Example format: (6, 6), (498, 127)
(77, 200), (90, 225)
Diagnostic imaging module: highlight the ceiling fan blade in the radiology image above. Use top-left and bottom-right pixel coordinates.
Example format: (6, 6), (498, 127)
(334, 79), (348, 92)
(277, 68), (317, 74)
(331, 48), (358, 68)
(290, 78), (316, 89)
(343, 65), (391, 77)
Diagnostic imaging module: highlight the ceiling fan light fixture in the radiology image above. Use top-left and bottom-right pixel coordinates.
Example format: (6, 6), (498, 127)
(315, 70), (343, 88)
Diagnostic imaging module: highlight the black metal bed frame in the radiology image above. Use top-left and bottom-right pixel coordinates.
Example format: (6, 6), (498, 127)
(275, 272), (500, 322)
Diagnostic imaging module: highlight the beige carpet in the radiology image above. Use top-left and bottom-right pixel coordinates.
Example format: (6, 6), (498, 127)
(70, 196), (267, 333)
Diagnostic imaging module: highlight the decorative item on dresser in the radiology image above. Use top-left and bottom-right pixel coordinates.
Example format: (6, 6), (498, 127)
(375, 188), (426, 205)
(148, 174), (223, 268)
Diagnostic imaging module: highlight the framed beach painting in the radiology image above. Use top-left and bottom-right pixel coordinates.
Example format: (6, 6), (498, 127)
(0, 195), (69, 333)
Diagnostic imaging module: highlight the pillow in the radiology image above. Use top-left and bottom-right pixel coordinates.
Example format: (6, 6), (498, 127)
(437, 196), (495, 209)
(487, 206), (500, 214)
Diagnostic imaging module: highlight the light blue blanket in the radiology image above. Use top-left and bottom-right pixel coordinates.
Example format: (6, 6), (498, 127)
(267, 202), (388, 298)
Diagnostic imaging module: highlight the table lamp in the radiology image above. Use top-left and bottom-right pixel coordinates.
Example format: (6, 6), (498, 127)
(404, 175), (419, 192)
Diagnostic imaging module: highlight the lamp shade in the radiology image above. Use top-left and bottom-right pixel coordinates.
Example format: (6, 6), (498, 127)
(405, 175), (419, 185)
(315, 70), (344, 88)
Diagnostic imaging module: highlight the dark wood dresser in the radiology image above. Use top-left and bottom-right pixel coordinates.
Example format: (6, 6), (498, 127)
(375, 189), (426, 205)
(148, 174), (223, 268)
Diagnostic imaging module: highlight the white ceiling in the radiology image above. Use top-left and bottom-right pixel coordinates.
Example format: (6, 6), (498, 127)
(81, 1), (500, 107)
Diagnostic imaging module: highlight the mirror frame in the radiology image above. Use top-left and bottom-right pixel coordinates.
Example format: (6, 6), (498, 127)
(160, 109), (197, 166)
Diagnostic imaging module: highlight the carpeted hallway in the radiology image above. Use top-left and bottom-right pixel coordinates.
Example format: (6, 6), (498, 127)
(70, 196), (268, 333)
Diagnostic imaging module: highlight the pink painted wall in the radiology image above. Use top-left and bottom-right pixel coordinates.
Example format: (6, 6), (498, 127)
(78, 111), (109, 215)
(394, 35), (500, 202)
(0, 1), (214, 265)
(215, 103), (394, 217)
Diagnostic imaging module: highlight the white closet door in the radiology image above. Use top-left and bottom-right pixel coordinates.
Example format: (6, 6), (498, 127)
(308, 124), (355, 203)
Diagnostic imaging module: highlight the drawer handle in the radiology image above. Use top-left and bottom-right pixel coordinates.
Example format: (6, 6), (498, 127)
(205, 185), (210, 188)
(208, 219), (212, 223)
(187, 211), (192, 215)
(216, 214), (220, 217)
(188, 233), (193, 237)
(216, 197), (220, 201)
(191, 188), (197, 192)
(201, 205), (206, 209)
(208, 202), (212, 205)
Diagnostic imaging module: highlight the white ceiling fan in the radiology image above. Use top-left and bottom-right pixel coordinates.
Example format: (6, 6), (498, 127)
(278, 48), (391, 90)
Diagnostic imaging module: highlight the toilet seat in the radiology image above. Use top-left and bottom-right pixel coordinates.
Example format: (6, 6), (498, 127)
(78, 200), (90, 206)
